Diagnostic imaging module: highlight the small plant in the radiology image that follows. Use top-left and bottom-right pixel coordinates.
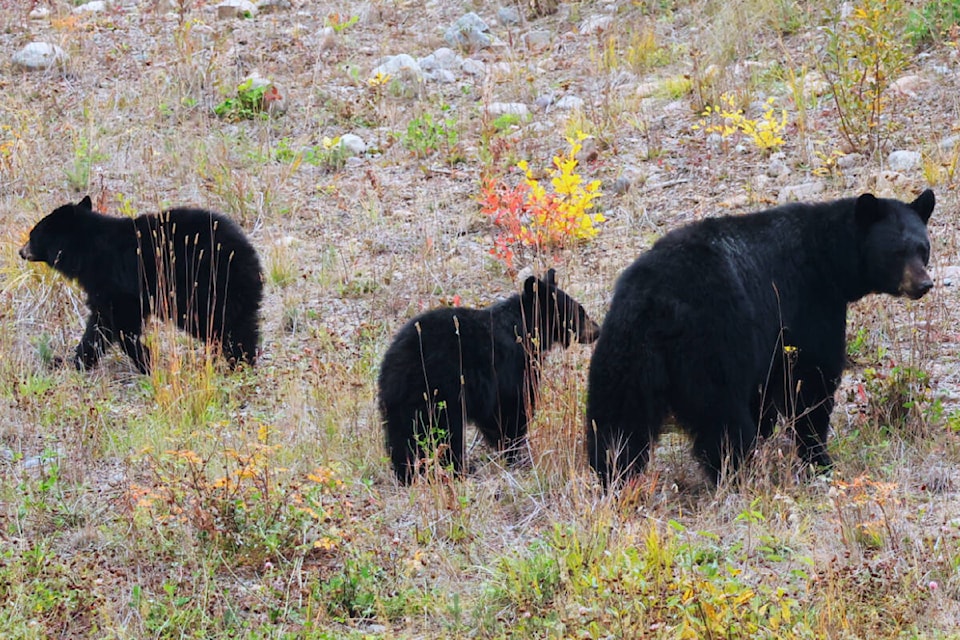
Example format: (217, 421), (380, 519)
(64, 132), (106, 192)
(694, 94), (788, 154)
(402, 106), (460, 161)
(213, 78), (282, 121)
(130, 423), (351, 566)
(906, 0), (960, 45)
(480, 132), (604, 268)
(821, 0), (908, 153)
(325, 12), (359, 34)
(273, 136), (351, 172)
(861, 362), (934, 433)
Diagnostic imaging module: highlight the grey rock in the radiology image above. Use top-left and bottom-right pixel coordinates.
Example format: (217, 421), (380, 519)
(426, 69), (457, 84)
(461, 58), (486, 76)
(886, 150), (921, 171)
(444, 12), (493, 50)
(555, 95), (584, 110)
(13, 42), (67, 70)
(498, 6), (520, 25)
(419, 47), (462, 72)
(939, 135), (960, 152)
(523, 30), (552, 52)
(580, 15), (613, 34)
(486, 102), (529, 117)
(777, 181), (824, 204)
(256, 0), (290, 13)
(370, 54), (423, 83)
(217, 0), (257, 19)
(534, 93), (555, 110)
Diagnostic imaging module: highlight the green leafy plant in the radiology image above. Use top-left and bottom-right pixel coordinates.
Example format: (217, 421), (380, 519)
(64, 133), (107, 192)
(273, 136), (351, 172)
(213, 78), (282, 121)
(821, 0), (908, 153)
(906, 0), (960, 45)
(402, 106), (460, 161)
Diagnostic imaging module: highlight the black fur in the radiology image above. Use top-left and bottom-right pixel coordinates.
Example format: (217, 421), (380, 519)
(378, 269), (600, 483)
(20, 196), (263, 373)
(587, 190), (935, 487)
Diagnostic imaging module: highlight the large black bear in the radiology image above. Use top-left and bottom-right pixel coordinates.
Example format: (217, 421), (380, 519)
(587, 190), (935, 487)
(20, 196), (263, 373)
(379, 269), (600, 483)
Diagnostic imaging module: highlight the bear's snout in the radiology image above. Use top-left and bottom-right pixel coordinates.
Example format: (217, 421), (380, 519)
(18, 242), (35, 261)
(900, 261), (934, 300)
(580, 319), (601, 344)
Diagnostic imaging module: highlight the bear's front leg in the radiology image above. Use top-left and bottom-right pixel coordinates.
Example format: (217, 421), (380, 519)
(74, 311), (110, 370)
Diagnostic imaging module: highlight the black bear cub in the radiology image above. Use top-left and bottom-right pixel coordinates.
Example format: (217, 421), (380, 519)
(20, 196), (263, 373)
(587, 190), (935, 487)
(379, 269), (600, 483)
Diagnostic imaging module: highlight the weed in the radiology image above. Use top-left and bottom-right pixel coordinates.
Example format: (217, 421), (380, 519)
(325, 12), (359, 33)
(274, 136), (352, 172)
(480, 132), (604, 268)
(906, 0), (960, 45)
(402, 105), (461, 162)
(213, 77), (281, 121)
(64, 131), (107, 193)
(820, 0), (908, 154)
(694, 93), (788, 154)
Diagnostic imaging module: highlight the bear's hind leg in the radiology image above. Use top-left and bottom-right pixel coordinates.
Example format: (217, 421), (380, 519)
(790, 376), (837, 471)
(689, 407), (760, 485)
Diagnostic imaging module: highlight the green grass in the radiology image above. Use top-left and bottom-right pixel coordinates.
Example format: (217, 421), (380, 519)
(2, 0), (960, 637)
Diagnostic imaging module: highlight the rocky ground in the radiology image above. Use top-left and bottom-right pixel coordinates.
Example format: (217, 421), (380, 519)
(3, 0), (960, 637)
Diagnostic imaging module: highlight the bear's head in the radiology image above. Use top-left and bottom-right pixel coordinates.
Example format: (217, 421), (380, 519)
(522, 268), (600, 349)
(856, 189), (935, 300)
(20, 196), (97, 279)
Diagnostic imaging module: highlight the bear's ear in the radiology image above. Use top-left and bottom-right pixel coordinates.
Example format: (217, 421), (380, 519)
(523, 275), (538, 298)
(78, 195), (93, 210)
(545, 268), (557, 287)
(910, 189), (935, 225)
(854, 193), (882, 228)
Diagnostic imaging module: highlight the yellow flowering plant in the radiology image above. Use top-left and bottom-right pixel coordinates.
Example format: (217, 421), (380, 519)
(480, 133), (604, 268)
(694, 94), (788, 154)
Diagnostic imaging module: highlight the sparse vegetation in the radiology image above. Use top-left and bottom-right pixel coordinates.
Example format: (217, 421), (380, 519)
(2, 0), (959, 638)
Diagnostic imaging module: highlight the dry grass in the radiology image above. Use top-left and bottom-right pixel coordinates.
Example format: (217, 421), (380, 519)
(2, 0), (960, 638)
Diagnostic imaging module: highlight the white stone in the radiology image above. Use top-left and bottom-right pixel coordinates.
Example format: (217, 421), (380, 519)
(74, 1), (107, 13)
(29, 7), (50, 18)
(777, 181), (825, 204)
(419, 47), (461, 71)
(216, 0), (257, 19)
(486, 102), (529, 117)
(555, 95), (584, 110)
(580, 15), (613, 34)
(887, 149), (921, 171)
(13, 42), (67, 70)
(461, 58), (485, 76)
(444, 12), (493, 49)
(370, 54), (422, 83)
(523, 30), (553, 52)
(891, 74), (926, 97)
(338, 134), (366, 156)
